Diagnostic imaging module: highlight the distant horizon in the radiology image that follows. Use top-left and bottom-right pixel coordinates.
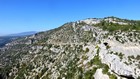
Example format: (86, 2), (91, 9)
(0, 0), (140, 35)
(0, 31), (38, 36)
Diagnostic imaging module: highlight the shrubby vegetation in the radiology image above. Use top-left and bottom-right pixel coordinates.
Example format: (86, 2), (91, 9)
(93, 17), (140, 32)
(88, 47), (117, 79)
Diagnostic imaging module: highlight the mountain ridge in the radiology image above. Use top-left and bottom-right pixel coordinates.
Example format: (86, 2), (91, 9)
(0, 16), (140, 79)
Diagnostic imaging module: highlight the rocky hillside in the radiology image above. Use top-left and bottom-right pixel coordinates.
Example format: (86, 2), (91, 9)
(0, 16), (140, 79)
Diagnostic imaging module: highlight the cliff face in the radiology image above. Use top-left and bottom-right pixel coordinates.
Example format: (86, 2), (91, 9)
(0, 17), (140, 79)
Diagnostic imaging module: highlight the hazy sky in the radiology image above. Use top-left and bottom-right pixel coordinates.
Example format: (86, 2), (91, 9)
(0, 0), (140, 35)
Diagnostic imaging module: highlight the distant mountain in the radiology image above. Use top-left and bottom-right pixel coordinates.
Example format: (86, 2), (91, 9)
(0, 31), (37, 47)
(7, 31), (37, 36)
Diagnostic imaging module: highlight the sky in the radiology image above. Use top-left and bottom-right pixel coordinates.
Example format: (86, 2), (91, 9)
(0, 0), (140, 35)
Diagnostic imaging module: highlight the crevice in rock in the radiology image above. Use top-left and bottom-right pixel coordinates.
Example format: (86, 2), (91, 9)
(119, 75), (135, 79)
(103, 42), (108, 46)
(111, 70), (135, 79)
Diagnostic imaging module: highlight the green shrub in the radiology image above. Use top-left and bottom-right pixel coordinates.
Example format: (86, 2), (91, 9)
(82, 55), (88, 60)
(118, 53), (124, 60)
(136, 55), (140, 60)
(109, 74), (117, 79)
(102, 64), (109, 74)
(106, 45), (111, 49)
(85, 48), (89, 53)
(84, 70), (95, 79)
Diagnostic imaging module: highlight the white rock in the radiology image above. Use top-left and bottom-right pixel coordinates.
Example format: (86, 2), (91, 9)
(94, 69), (109, 79)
